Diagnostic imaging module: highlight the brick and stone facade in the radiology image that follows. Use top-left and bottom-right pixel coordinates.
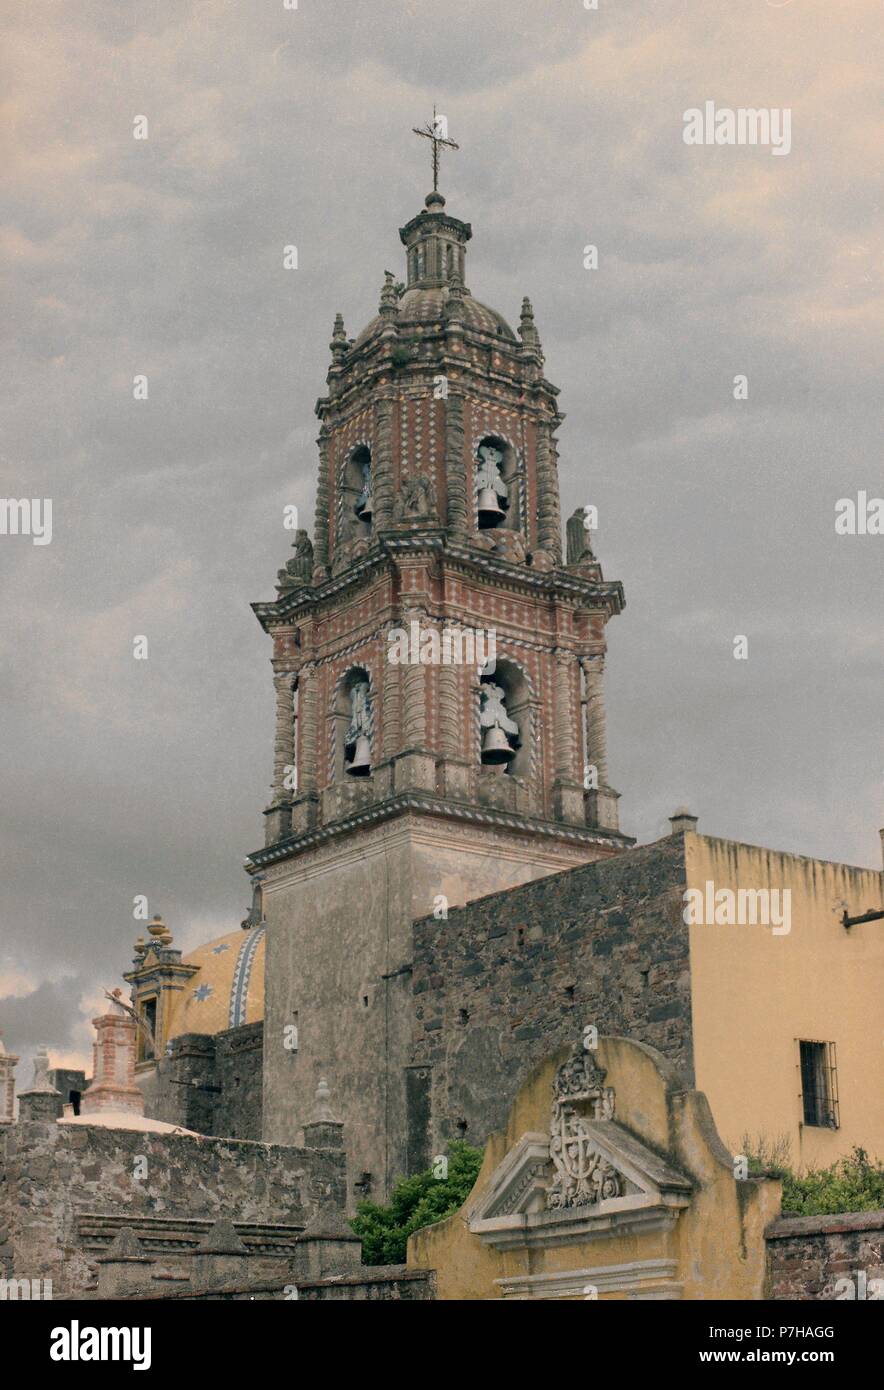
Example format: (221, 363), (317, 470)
(249, 186), (633, 1200)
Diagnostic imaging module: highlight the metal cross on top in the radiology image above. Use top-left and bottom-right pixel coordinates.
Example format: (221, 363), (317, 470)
(412, 107), (459, 194)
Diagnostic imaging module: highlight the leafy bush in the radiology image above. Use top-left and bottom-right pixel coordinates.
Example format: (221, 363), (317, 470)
(350, 1140), (484, 1265)
(780, 1147), (884, 1216)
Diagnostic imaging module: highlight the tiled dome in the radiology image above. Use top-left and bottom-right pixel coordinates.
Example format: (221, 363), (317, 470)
(355, 285), (516, 348)
(165, 927), (265, 1041)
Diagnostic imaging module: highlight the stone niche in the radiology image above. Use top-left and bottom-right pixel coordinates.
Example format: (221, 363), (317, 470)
(407, 1035), (782, 1301)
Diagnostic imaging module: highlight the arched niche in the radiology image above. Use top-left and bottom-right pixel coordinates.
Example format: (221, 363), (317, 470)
(479, 658), (532, 779)
(340, 443), (373, 541)
(474, 434), (522, 533)
(333, 665), (374, 780)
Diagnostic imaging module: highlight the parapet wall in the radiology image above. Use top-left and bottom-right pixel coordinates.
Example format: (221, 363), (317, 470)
(766, 1210), (884, 1300)
(0, 1113), (344, 1296)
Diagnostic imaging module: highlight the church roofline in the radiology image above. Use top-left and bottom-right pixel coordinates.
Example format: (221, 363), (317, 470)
(245, 790), (635, 872)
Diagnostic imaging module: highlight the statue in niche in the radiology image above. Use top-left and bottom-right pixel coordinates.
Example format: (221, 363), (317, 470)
(345, 680), (371, 750)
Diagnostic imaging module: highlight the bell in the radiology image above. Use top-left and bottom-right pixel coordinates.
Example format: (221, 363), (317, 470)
(345, 734), (372, 776)
(356, 495), (372, 523)
(481, 725), (515, 765)
(477, 486), (504, 527)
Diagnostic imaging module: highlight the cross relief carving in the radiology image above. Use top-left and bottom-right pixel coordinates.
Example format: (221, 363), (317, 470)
(546, 1045), (619, 1211)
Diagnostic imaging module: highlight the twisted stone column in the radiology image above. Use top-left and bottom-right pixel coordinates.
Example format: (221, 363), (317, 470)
(554, 650), (578, 781)
(271, 673), (297, 800)
(313, 426), (331, 575)
(581, 655), (609, 786)
(444, 395), (468, 537)
(373, 394), (396, 531)
(437, 624), (461, 757)
(402, 612), (427, 747)
(297, 663), (320, 793)
(535, 419), (563, 561)
(382, 633), (402, 760)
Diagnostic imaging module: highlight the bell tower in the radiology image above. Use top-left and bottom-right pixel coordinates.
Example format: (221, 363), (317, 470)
(249, 171), (632, 1201)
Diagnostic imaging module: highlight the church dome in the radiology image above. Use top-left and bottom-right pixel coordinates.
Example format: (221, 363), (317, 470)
(354, 285), (516, 348)
(165, 926), (265, 1042)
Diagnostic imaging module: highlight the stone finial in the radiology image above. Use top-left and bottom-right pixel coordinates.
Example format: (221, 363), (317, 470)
(669, 808), (699, 836)
(330, 312), (347, 364)
(147, 914), (172, 947)
(311, 1077), (339, 1124)
(303, 1077), (344, 1151)
(566, 507), (595, 566)
(379, 271), (400, 321)
(17, 1047), (62, 1124)
(519, 296), (539, 348)
(444, 272), (466, 331)
(30, 1044), (56, 1093)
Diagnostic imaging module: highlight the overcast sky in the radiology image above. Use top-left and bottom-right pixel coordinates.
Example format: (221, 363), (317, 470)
(1, 0), (881, 1076)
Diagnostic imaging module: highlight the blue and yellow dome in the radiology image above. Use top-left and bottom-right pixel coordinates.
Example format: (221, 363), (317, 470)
(165, 926), (265, 1041)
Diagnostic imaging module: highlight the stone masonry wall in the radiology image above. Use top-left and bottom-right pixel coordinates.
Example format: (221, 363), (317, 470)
(1, 1114), (344, 1296)
(408, 835), (692, 1167)
(766, 1211), (884, 1300)
(138, 1021), (263, 1139)
(213, 1022), (264, 1140)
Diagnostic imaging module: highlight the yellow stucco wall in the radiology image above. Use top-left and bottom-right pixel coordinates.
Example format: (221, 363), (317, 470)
(686, 834), (884, 1170)
(408, 1036), (780, 1300)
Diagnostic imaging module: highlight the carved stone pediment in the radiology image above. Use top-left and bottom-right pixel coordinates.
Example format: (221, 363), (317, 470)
(468, 1046), (692, 1252)
(469, 1120), (692, 1251)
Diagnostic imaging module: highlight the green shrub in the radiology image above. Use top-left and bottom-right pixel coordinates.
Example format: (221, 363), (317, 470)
(780, 1147), (884, 1216)
(350, 1140), (484, 1265)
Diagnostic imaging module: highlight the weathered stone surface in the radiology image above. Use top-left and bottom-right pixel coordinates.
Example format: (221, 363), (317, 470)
(410, 836), (692, 1155)
(0, 1120), (345, 1297)
(766, 1210), (884, 1300)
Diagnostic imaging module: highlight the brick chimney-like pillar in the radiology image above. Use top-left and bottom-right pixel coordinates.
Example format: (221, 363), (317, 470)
(80, 990), (145, 1117)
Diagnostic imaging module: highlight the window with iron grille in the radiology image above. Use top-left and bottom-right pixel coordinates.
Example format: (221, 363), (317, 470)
(799, 1040), (839, 1129)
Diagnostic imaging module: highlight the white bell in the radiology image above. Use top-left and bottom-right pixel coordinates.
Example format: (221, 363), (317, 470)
(345, 734), (372, 776)
(481, 725), (515, 765)
(477, 486), (504, 527)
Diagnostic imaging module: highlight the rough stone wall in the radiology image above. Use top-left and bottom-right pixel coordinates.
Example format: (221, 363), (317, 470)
(409, 835), (692, 1164)
(213, 1022), (264, 1140)
(1, 1115), (343, 1296)
(137, 1023), (263, 1139)
(766, 1211), (884, 1300)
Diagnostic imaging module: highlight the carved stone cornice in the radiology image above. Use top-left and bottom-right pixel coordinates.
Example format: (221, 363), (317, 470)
(245, 789), (633, 871)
